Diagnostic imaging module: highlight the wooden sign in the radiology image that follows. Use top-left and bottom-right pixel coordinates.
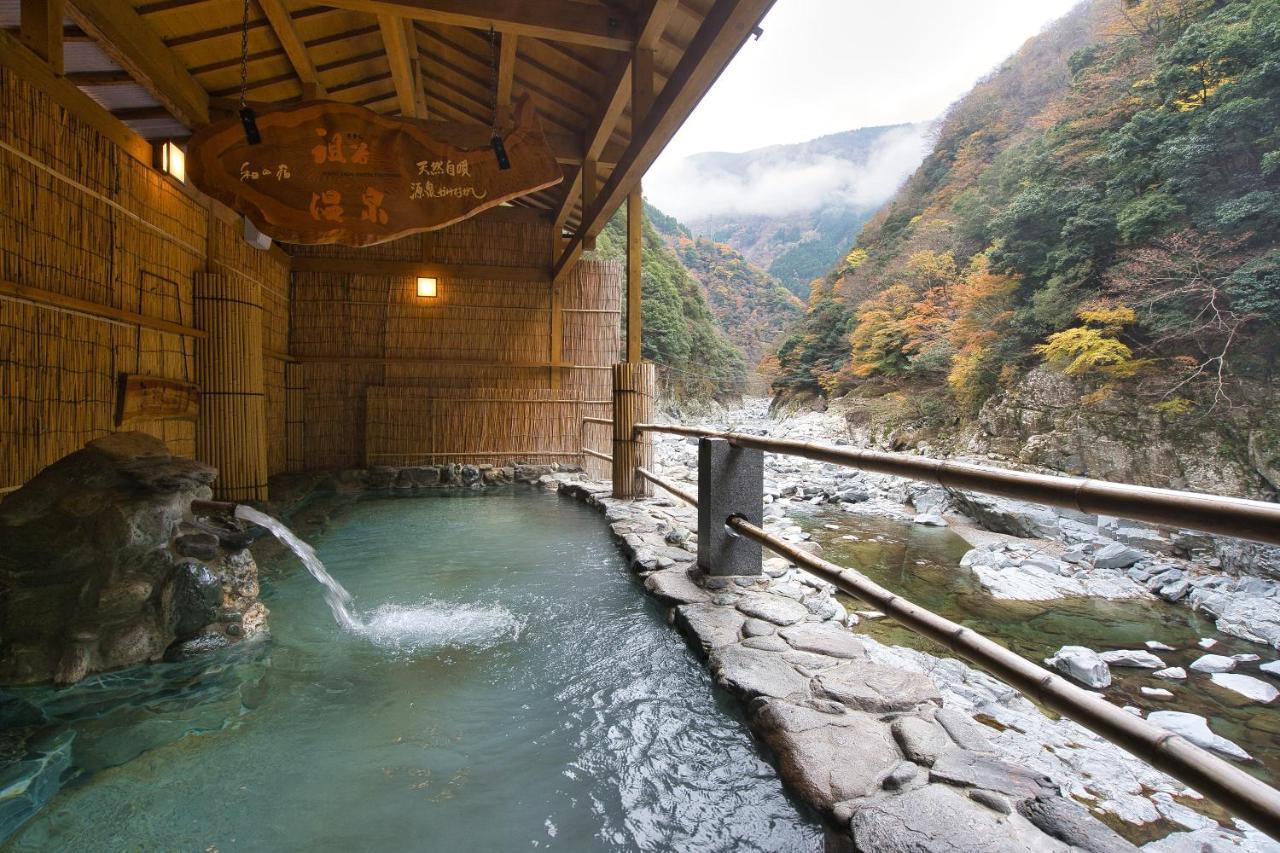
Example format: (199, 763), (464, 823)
(115, 374), (201, 425)
(187, 95), (563, 247)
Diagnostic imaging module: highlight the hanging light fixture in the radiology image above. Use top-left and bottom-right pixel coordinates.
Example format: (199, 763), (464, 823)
(236, 0), (261, 145)
(488, 29), (510, 171)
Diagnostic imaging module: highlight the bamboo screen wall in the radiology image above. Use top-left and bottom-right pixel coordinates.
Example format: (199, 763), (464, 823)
(0, 67), (291, 490)
(290, 224), (619, 473)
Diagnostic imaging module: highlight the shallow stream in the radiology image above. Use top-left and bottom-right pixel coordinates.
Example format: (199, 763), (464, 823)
(800, 509), (1280, 785)
(2, 492), (822, 851)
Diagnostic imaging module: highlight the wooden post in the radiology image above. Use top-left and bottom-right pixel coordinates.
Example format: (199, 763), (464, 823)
(581, 156), (597, 252)
(626, 186), (643, 363)
(285, 361), (305, 472)
(611, 362), (654, 498)
(194, 273), (269, 501)
(20, 0), (64, 74)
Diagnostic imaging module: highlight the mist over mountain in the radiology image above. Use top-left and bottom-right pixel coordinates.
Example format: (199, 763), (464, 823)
(646, 123), (933, 296)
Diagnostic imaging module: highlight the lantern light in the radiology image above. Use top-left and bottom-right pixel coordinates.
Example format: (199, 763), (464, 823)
(158, 141), (186, 183)
(416, 277), (438, 298)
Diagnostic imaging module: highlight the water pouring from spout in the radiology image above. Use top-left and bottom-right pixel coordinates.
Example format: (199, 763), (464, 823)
(233, 504), (361, 631)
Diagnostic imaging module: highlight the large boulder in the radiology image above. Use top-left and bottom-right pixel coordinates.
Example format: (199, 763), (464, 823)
(1044, 646), (1111, 689)
(0, 433), (267, 685)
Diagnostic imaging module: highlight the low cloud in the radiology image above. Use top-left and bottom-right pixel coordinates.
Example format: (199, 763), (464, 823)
(646, 123), (934, 222)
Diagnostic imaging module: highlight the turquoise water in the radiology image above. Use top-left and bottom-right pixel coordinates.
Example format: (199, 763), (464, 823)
(800, 510), (1280, 784)
(3, 492), (822, 852)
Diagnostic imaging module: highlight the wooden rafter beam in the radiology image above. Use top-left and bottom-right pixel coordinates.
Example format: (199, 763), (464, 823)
(20, 0), (65, 74)
(67, 0), (209, 128)
(549, 0), (676, 250)
(66, 70), (134, 84)
(257, 0), (327, 97)
(554, 0), (777, 281)
(378, 14), (419, 117)
(495, 32), (516, 125)
(315, 0), (634, 51)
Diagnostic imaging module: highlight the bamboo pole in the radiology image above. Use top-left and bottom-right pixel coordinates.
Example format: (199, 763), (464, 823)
(632, 463), (1280, 840)
(611, 362), (654, 498)
(194, 272), (268, 500)
(633, 423), (1280, 547)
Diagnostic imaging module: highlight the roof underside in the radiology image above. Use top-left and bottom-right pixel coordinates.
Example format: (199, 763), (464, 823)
(2, 0), (768, 252)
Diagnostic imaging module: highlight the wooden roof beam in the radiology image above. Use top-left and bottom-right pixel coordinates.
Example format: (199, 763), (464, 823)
(495, 32), (515, 126)
(554, 0), (777, 281)
(378, 14), (419, 117)
(67, 0), (210, 127)
(257, 0), (327, 98)
(315, 0), (634, 51)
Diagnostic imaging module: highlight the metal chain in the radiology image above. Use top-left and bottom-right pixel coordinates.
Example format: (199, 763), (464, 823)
(238, 0), (251, 109)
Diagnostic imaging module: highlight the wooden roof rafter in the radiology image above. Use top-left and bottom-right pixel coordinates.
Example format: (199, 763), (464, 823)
(257, 0), (328, 97)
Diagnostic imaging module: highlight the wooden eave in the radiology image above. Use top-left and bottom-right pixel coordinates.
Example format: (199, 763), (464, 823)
(4, 0), (776, 263)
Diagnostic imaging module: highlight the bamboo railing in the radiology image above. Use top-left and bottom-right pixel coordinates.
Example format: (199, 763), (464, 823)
(595, 419), (1280, 839)
(633, 423), (1280, 547)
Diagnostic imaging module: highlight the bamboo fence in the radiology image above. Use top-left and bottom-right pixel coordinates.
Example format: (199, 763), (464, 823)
(0, 66), (292, 489)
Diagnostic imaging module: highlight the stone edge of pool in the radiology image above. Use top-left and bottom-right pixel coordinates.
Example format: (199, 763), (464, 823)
(541, 472), (1146, 853)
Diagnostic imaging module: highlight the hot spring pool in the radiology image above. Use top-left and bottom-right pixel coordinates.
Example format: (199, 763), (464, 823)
(2, 491), (822, 851)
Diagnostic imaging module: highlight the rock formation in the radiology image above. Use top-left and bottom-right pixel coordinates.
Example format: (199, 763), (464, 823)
(0, 432), (267, 685)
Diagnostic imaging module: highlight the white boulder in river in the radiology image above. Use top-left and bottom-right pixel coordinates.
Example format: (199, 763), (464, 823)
(1099, 649), (1165, 669)
(1045, 646), (1111, 688)
(1147, 711), (1250, 761)
(1209, 673), (1279, 704)
(1189, 654), (1236, 673)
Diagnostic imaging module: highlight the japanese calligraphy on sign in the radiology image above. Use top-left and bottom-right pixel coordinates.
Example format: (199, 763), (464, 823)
(186, 95), (562, 246)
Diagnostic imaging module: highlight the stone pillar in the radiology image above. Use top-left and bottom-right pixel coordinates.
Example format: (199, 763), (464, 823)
(611, 362), (654, 498)
(697, 437), (762, 576)
(194, 272), (268, 500)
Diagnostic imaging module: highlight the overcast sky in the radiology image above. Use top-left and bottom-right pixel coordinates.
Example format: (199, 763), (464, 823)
(647, 0), (1080, 214)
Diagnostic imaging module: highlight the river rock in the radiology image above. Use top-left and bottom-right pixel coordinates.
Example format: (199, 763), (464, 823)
(643, 569), (712, 605)
(1214, 596), (1280, 649)
(813, 660), (941, 713)
(1044, 646), (1111, 688)
(1208, 673), (1279, 704)
(1016, 794), (1140, 853)
(0, 433), (264, 685)
(741, 635), (789, 652)
(1189, 654), (1236, 673)
(948, 492), (1061, 539)
(1261, 661), (1280, 677)
(1092, 542), (1145, 570)
(849, 783), (1073, 853)
(754, 700), (902, 810)
(1140, 686), (1174, 699)
(736, 593), (809, 626)
(1147, 711), (1250, 760)
(1098, 650), (1164, 669)
(1144, 641), (1176, 651)
(1153, 667), (1187, 680)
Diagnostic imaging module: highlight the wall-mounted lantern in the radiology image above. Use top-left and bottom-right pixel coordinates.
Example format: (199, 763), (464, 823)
(416, 276), (438, 298)
(157, 141), (186, 183)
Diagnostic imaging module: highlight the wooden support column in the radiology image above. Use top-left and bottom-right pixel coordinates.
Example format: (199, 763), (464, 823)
(285, 361), (305, 472)
(626, 186), (643, 363)
(611, 362), (654, 498)
(194, 273), (268, 501)
(581, 156), (598, 252)
(20, 0), (64, 74)
(549, 277), (563, 390)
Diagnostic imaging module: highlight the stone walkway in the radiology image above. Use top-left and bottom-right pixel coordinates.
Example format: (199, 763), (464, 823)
(543, 476), (1150, 852)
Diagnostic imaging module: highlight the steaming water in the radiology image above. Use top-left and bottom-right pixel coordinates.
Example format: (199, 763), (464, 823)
(235, 504), (522, 652)
(4, 493), (821, 851)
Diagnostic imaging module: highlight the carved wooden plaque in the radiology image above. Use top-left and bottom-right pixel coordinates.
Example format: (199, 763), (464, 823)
(187, 95), (563, 247)
(115, 374), (201, 425)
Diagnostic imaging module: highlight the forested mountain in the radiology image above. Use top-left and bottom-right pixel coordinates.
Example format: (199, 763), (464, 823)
(647, 202), (803, 369)
(773, 0), (1280, 494)
(651, 124), (933, 297)
(591, 209), (747, 400)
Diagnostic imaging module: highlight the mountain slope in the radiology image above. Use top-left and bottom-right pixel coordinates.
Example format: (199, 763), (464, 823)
(646, 202), (803, 369)
(591, 210), (747, 400)
(774, 0), (1280, 495)
(649, 124), (932, 297)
